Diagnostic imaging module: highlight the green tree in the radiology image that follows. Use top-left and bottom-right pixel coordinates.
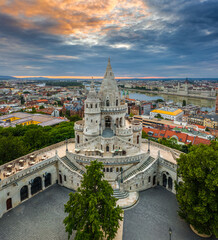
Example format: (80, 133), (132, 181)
(182, 100), (186, 106)
(155, 113), (163, 119)
(69, 114), (82, 122)
(142, 130), (148, 139)
(64, 160), (123, 240)
(39, 105), (45, 109)
(176, 142), (218, 237)
(0, 135), (28, 164)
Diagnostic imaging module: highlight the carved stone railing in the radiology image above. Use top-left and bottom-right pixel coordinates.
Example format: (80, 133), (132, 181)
(101, 105), (127, 113)
(0, 156), (57, 189)
(132, 123), (142, 132)
(116, 128), (132, 136)
(68, 151), (145, 165)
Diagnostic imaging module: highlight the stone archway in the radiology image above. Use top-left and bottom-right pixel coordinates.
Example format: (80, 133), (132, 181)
(105, 116), (112, 128)
(45, 173), (52, 188)
(31, 177), (42, 195)
(168, 177), (173, 190)
(162, 173), (167, 187)
(20, 185), (28, 202)
(6, 198), (12, 210)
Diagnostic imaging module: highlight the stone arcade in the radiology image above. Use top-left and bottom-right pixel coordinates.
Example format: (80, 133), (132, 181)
(0, 59), (181, 217)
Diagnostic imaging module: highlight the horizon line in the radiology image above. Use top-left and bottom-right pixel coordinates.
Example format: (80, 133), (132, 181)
(13, 76), (182, 79)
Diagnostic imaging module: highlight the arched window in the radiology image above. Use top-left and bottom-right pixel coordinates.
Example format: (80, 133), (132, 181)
(86, 104), (88, 108)
(106, 100), (110, 106)
(168, 177), (173, 190)
(77, 135), (80, 144)
(163, 173), (167, 187)
(95, 103), (98, 108)
(137, 135), (140, 144)
(116, 167), (119, 172)
(120, 167), (123, 172)
(6, 198), (12, 210)
(45, 173), (52, 187)
(107, 168), (109, 172)
(153, 175), (156, 185)
(106, 145), (109, 152)
(116, 99), (118, 106)
(148, 176), (151, 182)
(103, 168), (105, 172)
(110, 168), (113, 172)
(90, 104), (93, 108)
(20, 185), (28, 202)
(31, 177), (42, 195)
(59, 174), (62, 184)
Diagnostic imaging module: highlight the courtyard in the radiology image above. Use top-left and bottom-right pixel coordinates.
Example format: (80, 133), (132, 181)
(0, 184), (215, 240)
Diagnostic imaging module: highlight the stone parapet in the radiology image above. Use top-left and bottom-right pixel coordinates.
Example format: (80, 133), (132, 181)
(0, 156), (57, 189)
(68, 151), (145, 165)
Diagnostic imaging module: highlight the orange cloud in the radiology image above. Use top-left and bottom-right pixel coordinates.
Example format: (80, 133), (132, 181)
(1, 0), (149, 37)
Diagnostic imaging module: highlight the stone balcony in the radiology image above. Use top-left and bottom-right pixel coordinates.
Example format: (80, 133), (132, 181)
(116, 127), (133, 136)
(74, 120), (84, 131)
(101, 104), (128, 113)
(132, 121), (142, 132)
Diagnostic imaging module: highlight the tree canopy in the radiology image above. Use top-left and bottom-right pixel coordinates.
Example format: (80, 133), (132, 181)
(63, 160), (123, 240)
(0, 121), (75, 165)
(176, 141), (218, 237)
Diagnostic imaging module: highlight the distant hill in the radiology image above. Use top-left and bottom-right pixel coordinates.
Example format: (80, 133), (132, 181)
(0, 76), (17, 80)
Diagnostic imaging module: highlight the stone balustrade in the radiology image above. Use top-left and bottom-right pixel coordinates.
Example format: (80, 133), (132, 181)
(132, 123), (142, 132)
(68, 151), (145, 165)
(116, 128), (132, 136)
(74, 122), (84, 131)
(0, 156), (57, 189)
(101, 105), (127, 113)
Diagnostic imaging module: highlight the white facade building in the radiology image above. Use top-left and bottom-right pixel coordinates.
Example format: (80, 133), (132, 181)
(0, 60), (182, 217)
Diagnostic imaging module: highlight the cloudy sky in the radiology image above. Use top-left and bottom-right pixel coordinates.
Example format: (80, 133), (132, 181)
(0, 0), (218, 78)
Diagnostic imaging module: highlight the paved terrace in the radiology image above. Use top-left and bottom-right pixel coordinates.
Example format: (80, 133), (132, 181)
(0, 185), (215, 240)
(0, 140), (75, 181)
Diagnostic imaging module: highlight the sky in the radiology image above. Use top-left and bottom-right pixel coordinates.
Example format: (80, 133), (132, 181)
(0, 0), (218, 78)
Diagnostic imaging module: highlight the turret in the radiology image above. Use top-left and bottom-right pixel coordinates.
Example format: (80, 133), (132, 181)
(83, 80), (101, 139)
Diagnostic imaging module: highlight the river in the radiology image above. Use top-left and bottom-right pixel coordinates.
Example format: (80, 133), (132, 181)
(123, 91), (216, 112)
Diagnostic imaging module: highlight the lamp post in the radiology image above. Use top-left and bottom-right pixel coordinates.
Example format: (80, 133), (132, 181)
(169, 227), (172, 240)
(65, 138), (68, 152)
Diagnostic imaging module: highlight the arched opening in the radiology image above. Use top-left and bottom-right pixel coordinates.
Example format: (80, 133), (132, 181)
(168, 177), (173, 190)
(106, 145), (109, 152)
(120, 167), (123, 172)
(20, 185), (28, 202)
(162, 173), (167, 187)
(137, 135), (139, 144)
(44, 173), (51, 188)
(77, 135), (80, 144)
(95, 103), (97, 108)
(105, 116), (112, 128)
(119, 118), (122, 127)
(153, 175), (156, 185)
(31, 177), (42, 195)
(116, 167), (119, 172)
(103, 168), (105, 172)
(116, 99), (118, 106)
(90, 104), (93, 108)
(116, 118), (119, 128)
(6, 198), (12, 210)
(106, 168), (109, 172)
(59, 174), (62, 184)
(110, 168), (113, 172)
(148, 176), (151, 183)
(106, 100), (110, 106)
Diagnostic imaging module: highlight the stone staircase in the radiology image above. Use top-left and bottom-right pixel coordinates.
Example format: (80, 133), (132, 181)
(112, 189), (129, 199)
(61, 156), (85, 175)
(123, 156), (155, 181)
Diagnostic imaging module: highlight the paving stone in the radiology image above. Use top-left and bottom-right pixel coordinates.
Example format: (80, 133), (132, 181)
(123, 186), (216, 240)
